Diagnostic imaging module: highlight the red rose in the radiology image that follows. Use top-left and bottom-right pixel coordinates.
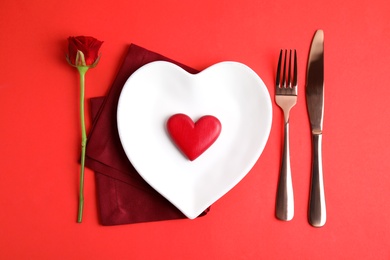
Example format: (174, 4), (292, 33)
(67, 36), (103, 67)
(66, 35), (103, 223)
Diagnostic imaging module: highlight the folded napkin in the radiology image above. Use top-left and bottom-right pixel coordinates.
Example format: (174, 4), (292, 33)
(85, 44), (209, 225)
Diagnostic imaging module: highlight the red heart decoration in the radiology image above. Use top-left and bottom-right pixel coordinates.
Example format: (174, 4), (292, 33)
(167, 114), (222, 161)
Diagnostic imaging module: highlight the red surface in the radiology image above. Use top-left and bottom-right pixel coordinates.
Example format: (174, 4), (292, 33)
(1, 0), (390, 259)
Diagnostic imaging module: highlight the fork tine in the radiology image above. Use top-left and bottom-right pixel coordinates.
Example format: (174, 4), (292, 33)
(293, 49), (298, 87)
(287, 50), (292, 88)
(282, 50), (287, 88)
(276, 49), (283, 88)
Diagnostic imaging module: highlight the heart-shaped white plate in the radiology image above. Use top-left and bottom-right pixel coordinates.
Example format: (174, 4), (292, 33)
(117, 61), (272, 219)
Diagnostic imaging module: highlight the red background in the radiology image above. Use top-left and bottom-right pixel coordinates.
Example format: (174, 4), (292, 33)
(1, 0), (389, 259)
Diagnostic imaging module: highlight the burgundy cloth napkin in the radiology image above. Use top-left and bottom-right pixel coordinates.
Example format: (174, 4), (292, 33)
(85, 44), (209, 225)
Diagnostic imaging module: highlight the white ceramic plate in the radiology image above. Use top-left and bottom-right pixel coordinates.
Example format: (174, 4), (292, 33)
(117, 61), (272, 219)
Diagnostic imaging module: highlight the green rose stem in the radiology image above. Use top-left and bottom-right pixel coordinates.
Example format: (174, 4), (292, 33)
(77, 66), (89, 223)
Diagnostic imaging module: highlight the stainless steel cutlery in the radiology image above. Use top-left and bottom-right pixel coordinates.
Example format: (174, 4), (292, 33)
(306, 30), (326, 227)
(274, 30), (326, 227)
(275, 49), (297, 221)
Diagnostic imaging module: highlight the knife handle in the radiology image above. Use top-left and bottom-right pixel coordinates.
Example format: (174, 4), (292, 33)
(276, 121), (294, 221)
(308, 133), (326, 227)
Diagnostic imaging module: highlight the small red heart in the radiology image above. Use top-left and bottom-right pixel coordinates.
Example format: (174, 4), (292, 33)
(167, 114), (222, 161)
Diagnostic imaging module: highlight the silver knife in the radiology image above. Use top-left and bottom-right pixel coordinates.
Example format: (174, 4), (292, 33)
(306, 30), (326, 227)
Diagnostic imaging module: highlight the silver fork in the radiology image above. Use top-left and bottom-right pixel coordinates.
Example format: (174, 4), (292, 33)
(275, 49), (297, 221)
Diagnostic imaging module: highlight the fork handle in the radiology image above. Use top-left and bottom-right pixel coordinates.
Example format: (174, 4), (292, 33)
(308, 133), (326, 227)
(276, 121), (294, 221)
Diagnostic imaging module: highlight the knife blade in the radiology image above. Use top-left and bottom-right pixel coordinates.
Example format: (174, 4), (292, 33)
(306, 29), (326, 227)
